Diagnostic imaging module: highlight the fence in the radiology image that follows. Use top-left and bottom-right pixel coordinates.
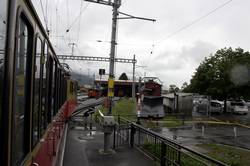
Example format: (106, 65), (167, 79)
(113, 116), (227, 166)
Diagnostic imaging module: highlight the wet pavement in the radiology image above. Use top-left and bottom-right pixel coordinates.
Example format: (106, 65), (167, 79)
(63, 122), (155, 166)
(193, 106), (250, 125)
(159, 124), (250, 150)
(212, 112), (250, 125)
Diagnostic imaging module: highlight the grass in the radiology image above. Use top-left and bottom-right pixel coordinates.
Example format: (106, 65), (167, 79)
(95, 98), (191, 128)
(140, 116), (189, 129)
(142, 140), (208, 166)
(94, 98), (137, 122)
(197, 144), (250, 166)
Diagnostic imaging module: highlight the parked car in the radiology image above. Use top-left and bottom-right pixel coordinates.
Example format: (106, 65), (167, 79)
(197, 99), (208, 113)
(197, 99), (223, 114)
(226, 101), (248, 115)
(244, 100), (250, 111)
(210, 100), (223, 114)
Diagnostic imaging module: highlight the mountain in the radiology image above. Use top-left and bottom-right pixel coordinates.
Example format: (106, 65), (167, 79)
(70, 71), (94, 86)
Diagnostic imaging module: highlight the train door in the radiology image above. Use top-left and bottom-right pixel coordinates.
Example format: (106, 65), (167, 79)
(0, 0), (8, 164)
(12, 13), (34, 165)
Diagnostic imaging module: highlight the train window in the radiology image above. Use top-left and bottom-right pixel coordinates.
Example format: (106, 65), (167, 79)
(32, 37), (42, 146)
(0, 0), (7, 53)
(0, 0), (7, 163)
(57, 69), (61, 108)
(54, 62), (58, 114)
(0, 0), (7, 129)
(47, 54), (53, 123)
(41, 42), (47, 133)
(12, 14), (33, 165)
(51, 59), (55, 117)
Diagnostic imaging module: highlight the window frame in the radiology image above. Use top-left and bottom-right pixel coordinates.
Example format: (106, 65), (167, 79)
(0, 0), (8, 164)
(11, 11), (34, 165)
(31, 34), (43, 147)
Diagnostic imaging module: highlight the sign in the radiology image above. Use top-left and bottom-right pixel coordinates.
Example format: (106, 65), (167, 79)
(108, 78), (114, 88)
(108, 78), (114, 97)
(99, 69), (105, 75)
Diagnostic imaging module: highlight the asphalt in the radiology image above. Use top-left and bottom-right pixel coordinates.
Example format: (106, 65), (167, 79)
(160, 124), (250, 150)
(63, 122), (155, 166)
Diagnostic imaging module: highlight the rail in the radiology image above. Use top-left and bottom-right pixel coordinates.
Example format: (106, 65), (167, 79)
(71, 98), (105, 117)
(113, 116), (228, 166)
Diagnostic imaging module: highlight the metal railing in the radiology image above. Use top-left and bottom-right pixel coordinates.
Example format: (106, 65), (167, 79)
(113, 116), (228, 166)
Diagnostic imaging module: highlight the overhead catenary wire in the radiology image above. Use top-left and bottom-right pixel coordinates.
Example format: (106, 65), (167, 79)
(156, 0), (233, 44)
(39, 0), (48, 32)
(45, 0), (49, 33)
(66, 3), (90, 33)
(76, 0), (84, 44)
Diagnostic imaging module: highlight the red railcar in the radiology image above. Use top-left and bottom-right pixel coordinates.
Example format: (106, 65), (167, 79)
(88, 88), (100, 98)
(139, 77), (165, 118)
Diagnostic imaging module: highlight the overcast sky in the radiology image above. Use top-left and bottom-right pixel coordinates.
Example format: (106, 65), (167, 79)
(32, 0), (250, 88)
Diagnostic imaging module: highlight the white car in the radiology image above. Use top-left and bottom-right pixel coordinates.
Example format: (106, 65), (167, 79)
(210, 100), (223, 114)
(227, 101), (248, 115)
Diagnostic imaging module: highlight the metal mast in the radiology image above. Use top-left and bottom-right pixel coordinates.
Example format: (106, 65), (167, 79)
(83, 0), (121, 115)
(108, 0), (121, 115)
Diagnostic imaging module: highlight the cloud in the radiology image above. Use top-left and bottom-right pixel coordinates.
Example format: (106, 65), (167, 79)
(180, 40), (217, 64)
(150, 40), (216, 71)
(147, 40), (217, 87)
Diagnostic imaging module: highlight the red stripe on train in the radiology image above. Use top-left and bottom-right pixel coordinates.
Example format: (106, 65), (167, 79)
(32, 100), (76, 166)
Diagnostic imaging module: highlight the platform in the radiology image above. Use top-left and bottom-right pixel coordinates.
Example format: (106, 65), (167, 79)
(63, 122), (155, 166)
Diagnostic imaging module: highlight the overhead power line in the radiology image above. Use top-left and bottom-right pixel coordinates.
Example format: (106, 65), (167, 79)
(77, 0), (84, 44)
(156, 0), (233, 44)
(66, 3), (90, 33)
(39, 0), (48, 32)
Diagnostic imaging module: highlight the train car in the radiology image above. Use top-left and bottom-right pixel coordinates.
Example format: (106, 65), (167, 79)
(139, 77), (165, 118)
(0, 0), (77, 166)
(88, 88), (100, 98)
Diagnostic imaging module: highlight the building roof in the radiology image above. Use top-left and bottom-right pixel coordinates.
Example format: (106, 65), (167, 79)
(163, 93), (194, 99)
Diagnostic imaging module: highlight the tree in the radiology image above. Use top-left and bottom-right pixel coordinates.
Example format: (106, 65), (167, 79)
(168, 84), (180, 93)
(181, 82), (188, 92)
(185, 47), (250, 100)
(119, 72), (128, 80)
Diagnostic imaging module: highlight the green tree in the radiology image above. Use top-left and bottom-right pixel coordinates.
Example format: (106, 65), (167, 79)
(185, 47), (250, 100)
(119, 72), (128, 80)
(181, 82), (188, 92)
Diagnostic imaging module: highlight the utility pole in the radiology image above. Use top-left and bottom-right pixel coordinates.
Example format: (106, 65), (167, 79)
(83, 0), (121, 154)
(68, 42), (76, 56)
(132, 54), (136, 101)
(107, 0), (121, 115)
(87, 68), (90, 85)
(132, 63), (147, 101)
